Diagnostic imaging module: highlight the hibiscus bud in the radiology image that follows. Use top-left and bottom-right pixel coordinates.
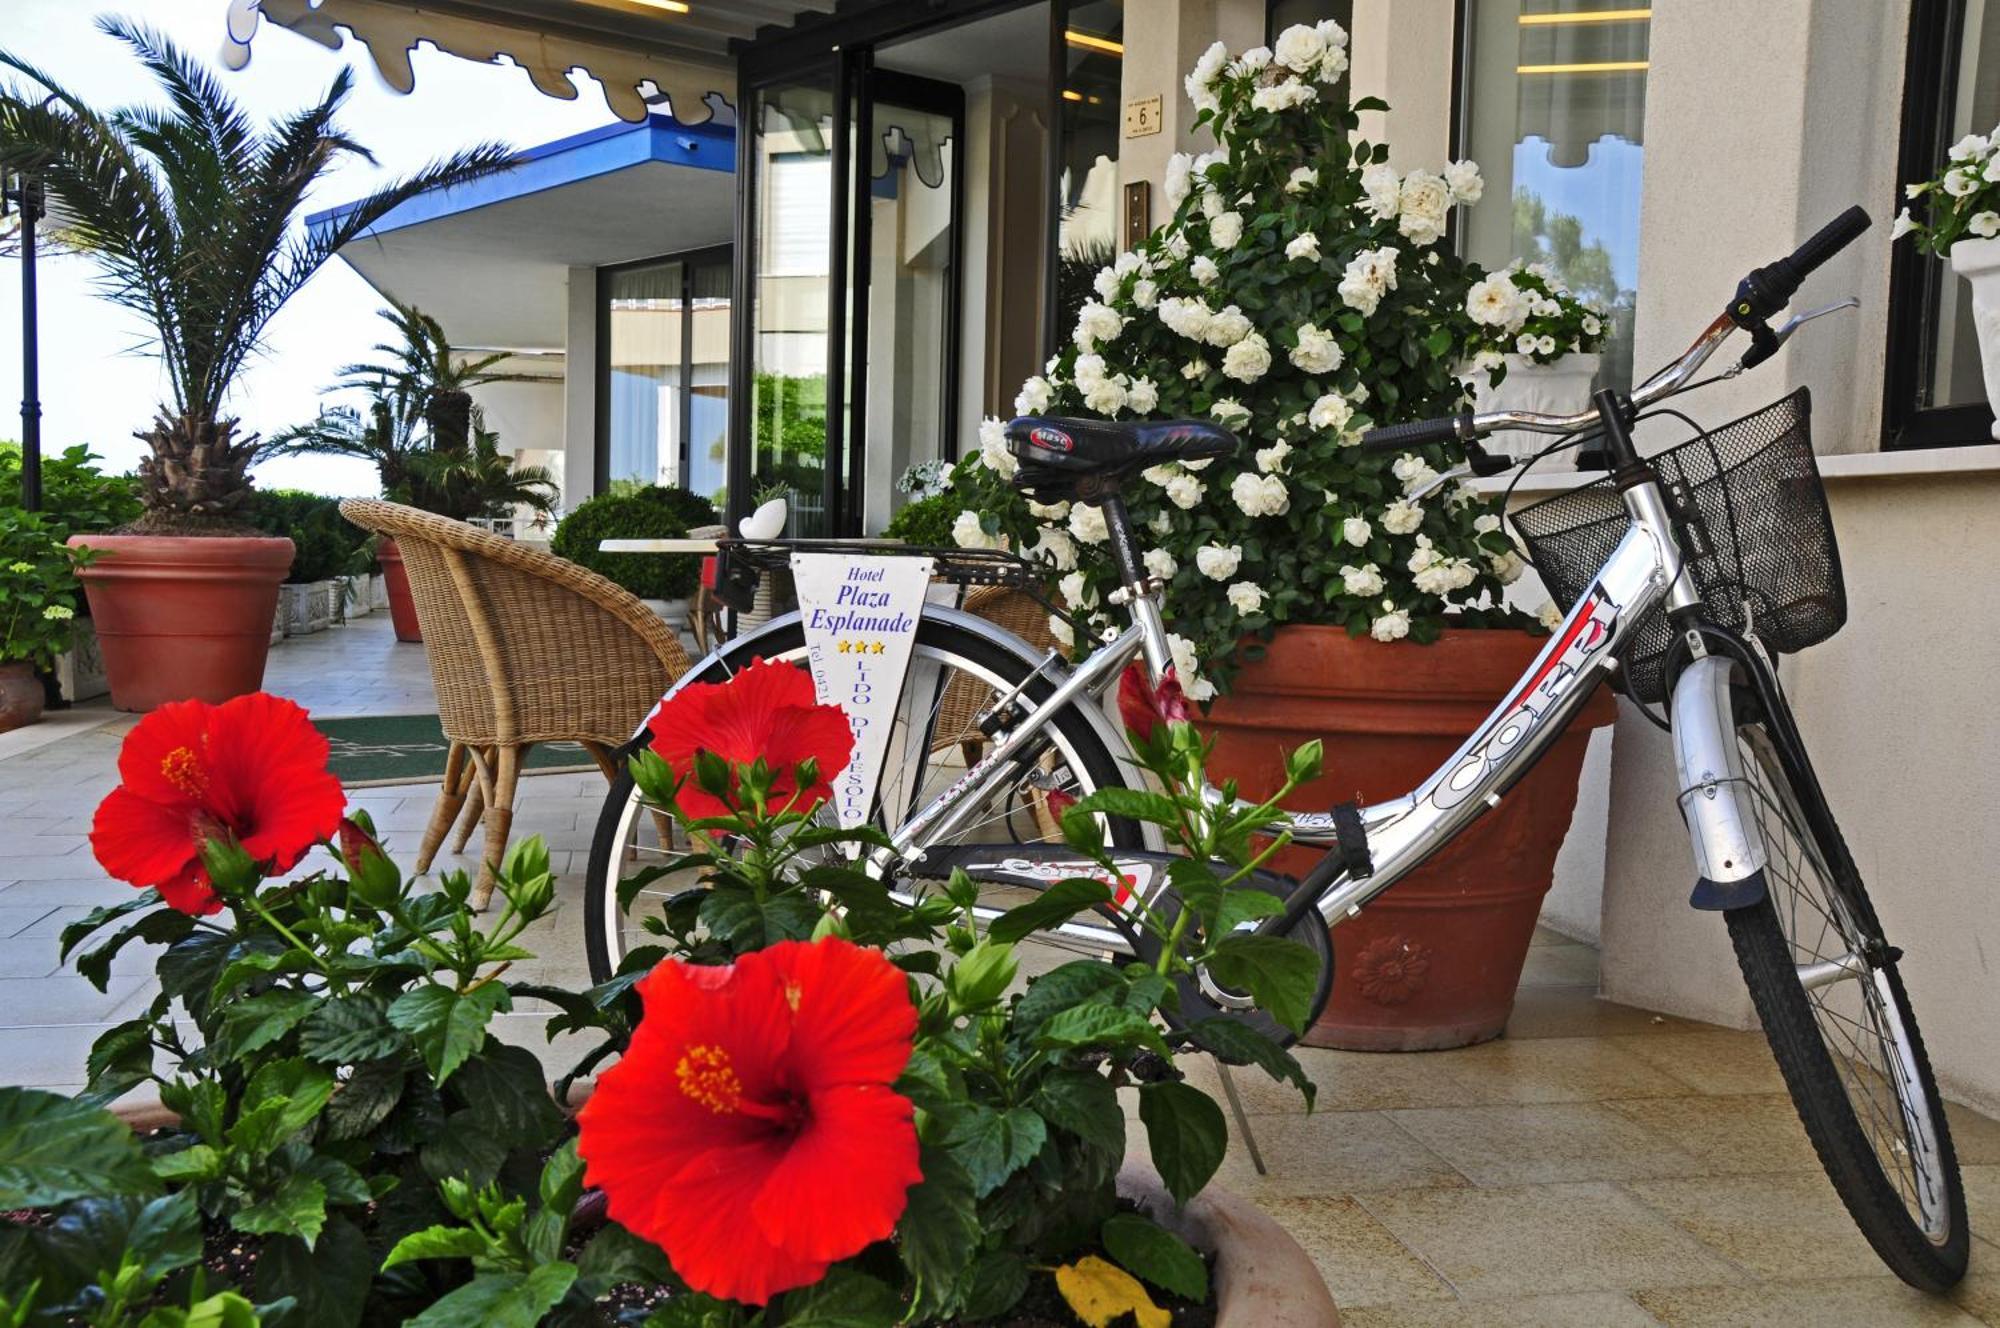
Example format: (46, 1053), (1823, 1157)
(338, 815), (401, 908)
(1118, 664), (1194, 743)
(1284, 737), (1325, 786)
(1059, 802), (1107, 857)
(198, 834), (259, 899)
(692, 748), (733, 801)
(793, 756), (820, 795)
(500, 835), (555, 918)
(629, 748), (682, 807)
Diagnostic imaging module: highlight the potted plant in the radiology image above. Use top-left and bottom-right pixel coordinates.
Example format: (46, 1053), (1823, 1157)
(1896, 131), (2000, 437)
(271, 306), (557, 641)
(2, 442), (140, 702)
(0, 510), (88, 732)
(549, 484), (711, 627)
(946, 23), (1615, 1050)
(0, 20), (512, 705)
(1461, 264), (1610, 459)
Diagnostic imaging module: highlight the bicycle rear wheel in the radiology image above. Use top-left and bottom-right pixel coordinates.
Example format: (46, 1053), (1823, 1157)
(584, 614), (1146, 981)
(1723, 717), (1968, 1291)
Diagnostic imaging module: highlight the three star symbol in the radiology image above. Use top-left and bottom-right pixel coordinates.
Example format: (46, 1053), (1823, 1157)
(835, 639), (890, 655)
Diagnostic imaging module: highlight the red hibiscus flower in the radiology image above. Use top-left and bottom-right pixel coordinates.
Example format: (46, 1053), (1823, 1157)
(644, 657), (855, 821)
(576, 937), (921, 1305)
(90, 693), (346, 915)
(1118, 663), (1192, 742)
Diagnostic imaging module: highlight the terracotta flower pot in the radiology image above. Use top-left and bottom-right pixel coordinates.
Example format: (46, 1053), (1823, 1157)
(67, 534), (294, 713)
(0, 660), (45, 734)
(377, 538), (423, 643)
(1198, 625), (1617, 1051)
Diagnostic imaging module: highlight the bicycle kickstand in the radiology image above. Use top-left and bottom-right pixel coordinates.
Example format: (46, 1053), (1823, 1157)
(1212, 1058), (1267, 1175)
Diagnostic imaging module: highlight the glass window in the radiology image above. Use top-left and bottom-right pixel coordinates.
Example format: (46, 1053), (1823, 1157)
(1268, 0), (1353, 40)
(602, 251), (731, 508)
(1459, 1), (1648, 392)
(1055, 1), (1123, 341)
(1925, 2), (2000, 414)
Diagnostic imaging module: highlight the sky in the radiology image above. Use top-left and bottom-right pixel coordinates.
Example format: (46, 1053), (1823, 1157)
(0, 0), (621, 495)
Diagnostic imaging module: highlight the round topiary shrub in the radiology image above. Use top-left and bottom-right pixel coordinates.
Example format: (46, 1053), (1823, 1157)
(552, 487), (704, 600)
(882, 491), (960, 549)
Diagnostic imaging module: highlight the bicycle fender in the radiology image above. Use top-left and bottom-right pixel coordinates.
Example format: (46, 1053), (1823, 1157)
(1671, 653), (1770, 909)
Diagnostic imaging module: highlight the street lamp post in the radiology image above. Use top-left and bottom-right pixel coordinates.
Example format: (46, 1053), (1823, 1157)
(2, 170), (42, 512)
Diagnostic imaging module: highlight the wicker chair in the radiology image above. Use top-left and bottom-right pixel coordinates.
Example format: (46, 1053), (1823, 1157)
(338, 499), (692, 908)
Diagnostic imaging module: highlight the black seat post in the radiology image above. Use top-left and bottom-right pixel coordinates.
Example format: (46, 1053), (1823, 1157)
(1096, 490), (1146, 589)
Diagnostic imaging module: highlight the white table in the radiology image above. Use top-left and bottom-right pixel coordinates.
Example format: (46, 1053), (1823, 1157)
(598, 538), (721, 554)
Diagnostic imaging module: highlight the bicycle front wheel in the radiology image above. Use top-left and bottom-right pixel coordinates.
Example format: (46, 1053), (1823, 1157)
(1724, 718), (1968, 1291)
(584, 613), (1146, 982)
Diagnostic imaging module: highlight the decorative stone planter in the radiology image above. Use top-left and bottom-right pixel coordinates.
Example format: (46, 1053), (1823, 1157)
(1198, 625), (1616, 1051)
(279, 580), (337, 636)
(1467, 352), (1602, 459)
(54, 619), (110, 703)
(1949, 237), (2000, 438)
(368, 573), (389, 612)
(339, 574), (372, 619)
(0, 661), (44, 734)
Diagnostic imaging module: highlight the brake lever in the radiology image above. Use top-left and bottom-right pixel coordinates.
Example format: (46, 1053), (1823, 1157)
(1726, 297), (1860, 377)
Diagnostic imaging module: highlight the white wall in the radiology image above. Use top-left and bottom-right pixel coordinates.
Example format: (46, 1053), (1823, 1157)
(562, 265), (599, 513)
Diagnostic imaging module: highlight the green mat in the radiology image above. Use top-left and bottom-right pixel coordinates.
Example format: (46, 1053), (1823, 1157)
(315, 714), (598, 787)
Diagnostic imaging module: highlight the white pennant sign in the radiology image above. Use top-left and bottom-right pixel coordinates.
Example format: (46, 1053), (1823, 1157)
(791, 553), (937, 828)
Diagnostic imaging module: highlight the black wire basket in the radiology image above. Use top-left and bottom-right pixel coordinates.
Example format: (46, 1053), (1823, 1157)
(1510, 387), (1845, 704)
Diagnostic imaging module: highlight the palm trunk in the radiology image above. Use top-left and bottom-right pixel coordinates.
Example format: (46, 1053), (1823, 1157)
(132, 411), (260, 532)
(426, 390), (474, 456)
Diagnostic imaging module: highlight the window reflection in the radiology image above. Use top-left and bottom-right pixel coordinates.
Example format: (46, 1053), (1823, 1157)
(1056, 2), (1123, 340)
(604, 252), (731, 509)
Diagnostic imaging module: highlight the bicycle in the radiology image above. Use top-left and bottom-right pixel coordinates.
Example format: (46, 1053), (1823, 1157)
(585, 204), (1969, 1291)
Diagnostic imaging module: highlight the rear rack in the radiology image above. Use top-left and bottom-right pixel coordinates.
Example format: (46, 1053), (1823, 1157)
(713, 538), (1063, 621)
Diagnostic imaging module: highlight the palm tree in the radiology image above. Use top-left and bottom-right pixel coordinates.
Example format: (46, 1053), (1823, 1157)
(403, 416), (557, 523)
(0, 20), (515, 531)
(337, 300), (540, 456)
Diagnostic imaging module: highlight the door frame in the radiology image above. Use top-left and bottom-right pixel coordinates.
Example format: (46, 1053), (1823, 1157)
(595, 244), (733, 497)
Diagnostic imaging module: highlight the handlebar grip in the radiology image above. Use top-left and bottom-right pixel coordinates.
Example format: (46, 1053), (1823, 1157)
(1733, 206), (1871, 321)
(1358, 413), (1469, 452)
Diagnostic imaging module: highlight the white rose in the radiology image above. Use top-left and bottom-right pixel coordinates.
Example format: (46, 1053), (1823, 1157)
(1491, 549), (1527, 584)
(1255, 440), (1291, 474)
(1069, 502), (1109, 544)
(1143, 547), (1178, 579)
(1182, 358), (1210, 381)
(1082, 374), (1127, 415)
(1222, 332), (1273, 382)
(1093, 266), (1119, 301)
(1204, 304), (1253, 347)
(1164, 473), (1205, 509)
(1231, 471), (1290, 518)
(1201, 188), (1225, 221)
(1474, 513), (1503, 534)
(1158, 295), (1215, 342)
(1132, 278), (1159, 309)
(1393, 454), (1439, 494)
(1195, 543), (1243, 580)
(1273, 22), (1326, 72)
(1073, 300), (1124, 352)
(1127, 376), (1159, 413)
(1973, 211), (2000, 239)
(1310, 392), (1356, 435)
(1149, 509), (1173, 536)
(1341, 562), (1384, 596)
(1382, 498), (1423, 535)
(1164, 152), (1195, 209)
(1048, 614), (1075, 649)
(1191, 255), (1220, 285)
(1466, 272), (1526, 330)
(1073, 352), (1107, 389)
(1443, 158), (1484, 205)
(1236, 45), (1272, 72)
(1360, 163), (1401, 220)
(977, 417), (1018, 478)
(1164, 231), (1191, 261)
(1341, 516), (1371, 547)
(1210, 397), (1251, 427)
(1285, 231), (1321, 264)
(1396, 170), (1453, 246)
(1029, 525), (1078, 571)
(1251, 79), (1316, 113)
(1290, 322), (1343, 375)
(1537, 601), (1564, 630)
(1286, 166), (1319, 195)
(1370, 605), (1411, 642)
(1317, 17), (1349, 48)
(1338, 246), (1400, 318)
(1167, 633), (1218, 702)
(1209, 211), (1244, 251)
(1185, 40), (1226, 113)
(953, 510), (1002, 550)
(1058, 569), (1095, 609)
(1471, 348), (1505, 372)
(1226, 581), (1267, 616)
(1014, 375), (1051, 415)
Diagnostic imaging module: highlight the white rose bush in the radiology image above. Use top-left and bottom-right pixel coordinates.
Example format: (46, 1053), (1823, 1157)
(946, 23), (1534, 697)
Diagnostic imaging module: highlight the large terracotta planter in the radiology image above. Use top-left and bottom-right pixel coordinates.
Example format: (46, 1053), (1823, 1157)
(67, 534), (294, 712)
(377, 538), (422, 643)
(0, 661), (44, 733)
(1200, 625), (1616, 1051)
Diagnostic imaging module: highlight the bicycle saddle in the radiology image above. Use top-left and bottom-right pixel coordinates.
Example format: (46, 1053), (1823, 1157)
(1004, 416), (1238, 477)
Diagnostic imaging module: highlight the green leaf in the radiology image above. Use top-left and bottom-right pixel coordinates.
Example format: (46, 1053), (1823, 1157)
(959, 1249), (1030, 1321)
(897, 1148), (980, 1314)
(222, 989), (319, 1056)
(986, 877), (1114, 944)
(85, 1017), (157, 1100)
(1101, 1213), (1209, 1301)
(297, 994), (403, 1063)
(0, 1087), (157, 1208)
(320, 1059), (405, 1142)
(1205, 934), (1322, 1034)
(451, 1043), (564, 1152)
(405, 1265), (578, 1328)
(1067, 786), (1183, 828)
(59, 890), (159, 962)
(126, 1192), (203, 1280)
(240, 1059), (335, 1144)
(1012, 960), (1122, 1033)
(232, 1173), (328, 1247)
(937, 1103), (1047, 1197)
(1036, 1003), (1170, 1055)
(1184, 1019), (1317, 1108)
(1137, 1081), (1227, 1205)
(775, 1266), (902, 1328)
(254, 1218), (371, 1328)
(575, 1221), (673, 1295)
(419, 1111), (509, 1187)
(1031, 1070), (1126, 1157)
(151, 1143), (223, 1184)
(381, 1223), (492, 1268)
(1214, 887), (1285, 936)
(388, 981), (510, 1085)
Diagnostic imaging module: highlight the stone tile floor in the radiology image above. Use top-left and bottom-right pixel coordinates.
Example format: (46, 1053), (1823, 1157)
(3, 615), (1996, 1325)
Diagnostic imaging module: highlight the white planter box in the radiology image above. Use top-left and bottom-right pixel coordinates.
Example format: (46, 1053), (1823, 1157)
(1468, 352), (1602, 459)
(1950, 237), (2000, 439)
(368, 573), (389, 611)
(280, 580), (338, 636)
(338, 574), (371, 619)
(271, 600), (286, 643)
(640, 597), (691, 633)
(54, 618), (109, 703)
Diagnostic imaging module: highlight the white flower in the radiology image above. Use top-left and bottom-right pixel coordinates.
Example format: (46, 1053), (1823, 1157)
(1285, 166), (1319, 195)
(1537, 334), (1558, 357)
(1184, 457), (1214, 471)
(1127, 375), (1159, 413)
(1203, 304), (1254, 347)
(1093, 266), (1119, 301)
(1490, 549), (1527, 584)
(1251, 79), (1316, 113)
(1341, 516), (1371, 547)
(1255, 440), (1292, 473)
(1049, 614), (1075, 649)
(1409, 538), (1476, 595)
(1396, 169), (1453, 246)
(1142, 463), (1177, 487)
(1132, 278), (1159, 310)
(977, 417), (1018, 478)
(953, 510), (1003, 550)
(1073, 352), (1108, 389)
(1210, 397), (1252, 427)
(1516, 333), (1541, 355)
(1338, 246), (1400, 317)
(1466, 272), (1526, 330)
(1164, 152), (1195, 209)
(1058, 570), (1096, 609)
(1393, 454), (1439, 494)
(1231, 471), (1290, 517)
(1195, 543), (1243, 580)
(1031, 525), (1078, 571)
(1208, 211), (1244, 251)
(1082, 373), (1127, 415)
(1273, 22), (1326, 72)
(1143, 547), (1178, 579)
(1581, 314), (1603, 338)
(1286, 231), (1321, 263)
(1158, 295), (1215, 342)
(1222, 331), (1273, 382)
(1370, 605), (1411, 642)
(1316, 45), (1349, 83)
(1474, 513), (1503, 534)
(1310, 392), (1356, 435)
(1360, 163), (1401, 220)
(1529, 295), (1559, 319)
(1191, 255), (1220, 285)
(1471, 348), (1505, 372)
(1316, 17), (1350, 48)
(1164, 231), (1191, 261)
(1891, 207), (1919, 241)
(1165, 473), (1206, 509)
(1341, 562), (1384, 596)
(1290, 322), (1343, 374)
(1026, 498), (1069, 521)
(1236, 45), (1272, 72)
(1973, 211), (2000, 239)
(1182, 358), (1210, 381)
(1945, 167), (1979, 197)
(1226, 581), (1266, 615)
(43, 604), (74, 621)
(1382, 498), (1423, 535)
(1069, 502), (1109, 544)
(1537, 601), (1564, 630)
(1167, 633), (1218, 701)
(1951, 132), (1991, 161)
(1073, 300), (1124, 352)
(1185, 40), (1227, 113)
(1443, 158), (1484, 205)
(1014, 375), (1051, 415)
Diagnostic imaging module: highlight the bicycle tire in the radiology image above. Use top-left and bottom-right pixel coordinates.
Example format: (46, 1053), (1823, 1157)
(584, 614), (1146, 982)
(1131, 890), (1334, 1056)
(1723, 720), (1968, 1291)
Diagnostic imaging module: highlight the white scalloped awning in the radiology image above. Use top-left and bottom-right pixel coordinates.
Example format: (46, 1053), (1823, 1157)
(224, 0), (845, 124)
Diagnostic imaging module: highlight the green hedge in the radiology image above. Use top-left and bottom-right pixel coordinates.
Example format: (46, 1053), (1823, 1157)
(882, 491), (960, 548)
(551, 486), (710, 600)
(240, 489), (369, 584)
(0, 443), (142, 539)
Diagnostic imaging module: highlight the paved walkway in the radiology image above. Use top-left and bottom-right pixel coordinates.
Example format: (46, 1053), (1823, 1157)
(1, 615), (1995, 1324)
